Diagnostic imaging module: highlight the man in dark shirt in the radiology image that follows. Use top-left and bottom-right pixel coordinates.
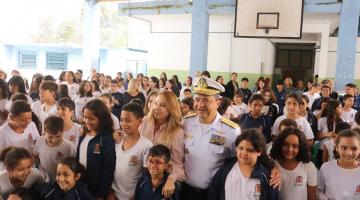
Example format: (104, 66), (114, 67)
(239, 77), (252, 104)
(274, 80), (286, 116)
(224, 72), (239, 99)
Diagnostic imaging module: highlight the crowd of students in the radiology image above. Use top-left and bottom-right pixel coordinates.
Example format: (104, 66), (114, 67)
(0, 68), (359, 200)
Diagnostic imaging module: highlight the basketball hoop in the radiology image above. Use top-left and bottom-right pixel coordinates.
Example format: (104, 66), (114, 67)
(234, 0), (303, 38)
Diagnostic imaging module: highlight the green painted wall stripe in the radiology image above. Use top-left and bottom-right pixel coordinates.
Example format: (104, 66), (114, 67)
(147, 68), (274, 88)
(147, 69), (360, 89)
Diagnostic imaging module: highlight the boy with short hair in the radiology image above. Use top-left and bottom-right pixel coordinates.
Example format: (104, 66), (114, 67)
(110, 102), (153, 200)
(239, 94), (272, 143)
(110, 79), (124, 119)
(239, 77), (252, 104)
(33, 115), (76, 182)
(57, 97), (81, 146)
(135, 144), (180, 200)
(182, 88), (192, 99)
(341, 94), (357, 126)
(31, 81), (58, 125)
(274, 80), (286, 115)
(99, 93), (120, 129)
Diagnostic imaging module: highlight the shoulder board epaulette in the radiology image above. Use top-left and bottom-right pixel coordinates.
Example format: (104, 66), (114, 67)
(220, 117), (239, 129)
(183, 112), (197, 119)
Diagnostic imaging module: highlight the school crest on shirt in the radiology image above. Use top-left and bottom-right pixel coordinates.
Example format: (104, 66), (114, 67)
(185, 132), (193, 139)
(69, 135), (76, 142)
(254, 184), (261, 197)
(56, 152), (64, 160)
(129, 156), (138, 166)
(93, 144), (101, 154)
(354, 185), (360, 195)
(295, 176), (303, 186)
(298, 125), (304, 132)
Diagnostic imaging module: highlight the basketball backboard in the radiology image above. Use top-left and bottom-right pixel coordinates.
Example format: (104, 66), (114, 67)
(234, 0), (304, 38)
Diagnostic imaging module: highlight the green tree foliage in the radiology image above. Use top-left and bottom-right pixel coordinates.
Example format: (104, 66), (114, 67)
(31, 3), (128, 47)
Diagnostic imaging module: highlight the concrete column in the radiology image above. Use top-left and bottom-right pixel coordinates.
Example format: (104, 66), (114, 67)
(318, 25), (329, 79)
(82, 0), (100, 74)
(335, 0), (359, 91)
(189, 0), (209, 77)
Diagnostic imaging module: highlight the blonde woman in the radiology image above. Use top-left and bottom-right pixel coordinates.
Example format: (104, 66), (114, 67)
(140, 91), (185, 198)
(123, 79), (145, 106)
(144, 90), (159, 115)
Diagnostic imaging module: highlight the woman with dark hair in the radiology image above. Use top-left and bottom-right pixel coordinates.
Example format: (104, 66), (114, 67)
(160, 72), (167, 82)
(180, 76), (193, 100)
(75, 81), (94, 120)
(270, 127), (317, 200)
(57, 84), (70, 101)
(254, 77), (268, 94)
(90, 80), (101, 98)
(29, 73), (43, 102)
(208, 129), (279, 200)
(6, 76), (33, 112)
(76, 99), (116, 199)
(145, 76), (159, 97)
(299, 95), (318, 139)
(317, 99), (343, 166)
(171, 75), (182, 91)
(58, 71), (67, 84)
(64, 71), (79, 100)
(165, 79), (180, 97)
(262, 88), (279, 125)
(159, 78), (166, 91)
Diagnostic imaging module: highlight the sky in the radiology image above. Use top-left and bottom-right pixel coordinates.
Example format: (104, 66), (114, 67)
(0, 0), (83, 43)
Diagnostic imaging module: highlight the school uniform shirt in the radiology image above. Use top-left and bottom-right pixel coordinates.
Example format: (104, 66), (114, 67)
(341, 108), (357, 126)
(228, 103), (248, 118)
(135, 171), (180, 200)
(66, 83), (80, 100)
(76, 132), (116, 199)
(0, 168), (45, 199)
(75, 96), (94, 120)
(276, 161), (317, 200)
(112, 136), (153, 200)
(0, 121), (40, 152)
(239, 113), (272, 143)
(239, 88), (252, 104)
(33, 136), (76, 182)
(63, 123), (82, 146)
(39, 182), (95, 200)
(111, 113), (120, 130)
(225, 163), (262, 200)
(183, 113), (240, 189)
(274, 90), (286, 115)
(317, 160), (360, 200)
(31, 100), (57, 125)
(5, 94), (33, 112)
(303, 92), (321, 109)
(79, 135), (95, 169)
(317, 117), (338, 150)
(323, 139), (336, 161)
(272, 115), (314, 140)
(140, 118), (186, 182)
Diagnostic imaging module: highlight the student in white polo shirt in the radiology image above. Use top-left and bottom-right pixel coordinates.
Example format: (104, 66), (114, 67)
(272, 93), (314, 149)
(31, 81), (58, 126)
(317, 130), (360, 200)
(270, 127), (317, 200)
(109, 102), (152, 200)
(0, 100), (40, 152)
(33, 116), (75, 182)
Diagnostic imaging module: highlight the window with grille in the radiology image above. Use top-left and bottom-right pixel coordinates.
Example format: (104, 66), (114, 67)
(46, 52), (68, 70)
(19, 52), (37, 69)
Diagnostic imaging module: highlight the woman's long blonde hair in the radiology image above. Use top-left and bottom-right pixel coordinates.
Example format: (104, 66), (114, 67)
(147, 91), (183, 146)
(127, 79), (139, 94)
